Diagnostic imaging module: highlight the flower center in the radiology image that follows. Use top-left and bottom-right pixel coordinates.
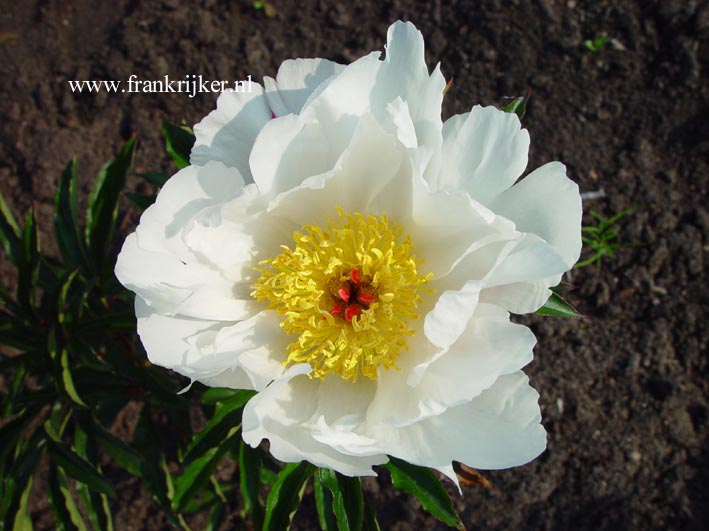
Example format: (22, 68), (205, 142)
(252, 209), (431, 382)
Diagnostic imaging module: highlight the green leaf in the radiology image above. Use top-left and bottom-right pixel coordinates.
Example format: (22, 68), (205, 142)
(85, 137), (136, 274)
(73, 422), (113, 531)
(132, 407), (174, 512)
(54, 158), (88, 270)
(76, 313), (136, 335)
(48, 463), (89, 531)
(262, 461), (315, 531)
(162, 120), (195, 169)
(313, 471), (339, 531)
(125, 192), (156, 211)
(0, 190), (21, 266)
(384, 457), (463, 530)
(138, 172), (170, 187)
(60, 349), (87, 407)
(0, 436), (46, 531)
(201, 387), (255, 405)
(500, 87), (531, 119)
(93, 423), (144, 478)
(535, 292), (581, 318)
(183, 391), (254, 465)
(361, 493), (381, 531)
(239, 442), (264, 529)
(317, 469), (363, 531)
(11, 474), (33, 531)
(206, 503), (225, 531)
(44, 423), (115, 498)
(0, 407), (40, 467)
(172, 429), (240, 511)
(16, 208), (40, 314)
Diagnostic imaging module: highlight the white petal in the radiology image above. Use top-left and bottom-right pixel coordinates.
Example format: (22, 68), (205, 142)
(136, 299), (284, 390)
(115, 163), (254, 321)
(115, 233), (253, 320)
(266, 113), (411, 225)
(412, 304), (536, 402)
(242, 365), (387, 476)
(371, 21), (445, 181)
(481, 280), (557, 314)
(300, 52), (381, 156)
(249, 114), (337, 196)
(264, 58), (345, 116)
(437, 106), (529, 205)
(191, 86), (272, 182)
(489, 161), (582, 268)
(369, 372), (546, 471)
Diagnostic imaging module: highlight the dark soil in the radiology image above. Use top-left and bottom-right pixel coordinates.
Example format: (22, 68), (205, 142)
(1, 0), (707, 529)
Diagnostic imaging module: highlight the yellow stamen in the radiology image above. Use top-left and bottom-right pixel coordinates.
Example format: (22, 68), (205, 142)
(252, 209), (431, 382)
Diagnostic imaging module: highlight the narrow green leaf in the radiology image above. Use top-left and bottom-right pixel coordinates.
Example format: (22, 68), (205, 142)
(138, 172), (170, 187)
(535, 292), (581, 318)
(205, 503), (225, 531)
(162, 120), (195, 169)
(384, 457), (463, 530)
(54, 158), (87, 270)
(0, 407), (40, 466)
(48, 463), (89, 531)
(44, 423), (115, 498)
(239, 442), (265, 529)
(11, 474), (33, 531)
(317, 468), (363, 531)
(93, 423), (144, 478)
(60, 349), (87, 407)
(172, 428), (240, 511)
(17, 208), (40, 313)
(0, 436), (46, 531)
(313, 472), (338, 531)
(85, 137), (136, 273)
(132, 407), (173, 511)
(125, 192), (156, 211)
(76, 313), (136, 335)
(74, 422), (114, 531)
(201, 387), (255, 406)
(183, 391), (254, 465)
(0, 190), (21, 266)
(362, 493), (381, 531)
(262, 461), (315, 531)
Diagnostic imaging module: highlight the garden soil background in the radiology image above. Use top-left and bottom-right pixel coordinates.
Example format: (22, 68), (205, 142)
(1, 0), (707, 529)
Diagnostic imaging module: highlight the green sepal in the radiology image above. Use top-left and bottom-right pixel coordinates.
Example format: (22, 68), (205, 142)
(500, 86), (531, 119)
(536, 291), (581, 318)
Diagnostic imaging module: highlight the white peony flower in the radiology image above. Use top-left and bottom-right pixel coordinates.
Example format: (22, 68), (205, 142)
(115, 21), (581, 483)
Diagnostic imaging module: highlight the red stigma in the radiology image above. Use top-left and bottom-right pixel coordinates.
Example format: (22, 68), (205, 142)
(337, 288), (350, 302)
(344, 304), (360, 322)
(349, 267), (361, 284)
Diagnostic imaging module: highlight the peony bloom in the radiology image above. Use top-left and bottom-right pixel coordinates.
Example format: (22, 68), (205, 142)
(115, 21), (581, 483)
